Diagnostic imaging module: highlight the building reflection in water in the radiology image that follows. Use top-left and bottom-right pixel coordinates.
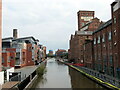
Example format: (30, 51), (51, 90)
(69, 67), (107, 89)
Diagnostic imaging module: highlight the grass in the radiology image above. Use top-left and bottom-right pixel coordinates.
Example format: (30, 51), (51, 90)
(36, 64), (46, 77)
(31, 64), (47, 89)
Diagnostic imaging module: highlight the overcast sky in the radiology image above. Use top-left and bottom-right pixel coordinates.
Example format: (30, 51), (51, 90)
(2, 0), (114, 52)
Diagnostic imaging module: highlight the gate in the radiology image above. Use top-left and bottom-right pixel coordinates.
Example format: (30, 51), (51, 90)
(9, 72), (21, 81)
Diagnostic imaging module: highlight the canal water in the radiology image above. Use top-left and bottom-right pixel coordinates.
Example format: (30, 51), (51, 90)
(35, 58), (106, 89)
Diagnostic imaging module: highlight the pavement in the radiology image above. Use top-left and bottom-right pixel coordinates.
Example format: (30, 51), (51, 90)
(2, 81), (20, 89)
(15, 65), (38, 81)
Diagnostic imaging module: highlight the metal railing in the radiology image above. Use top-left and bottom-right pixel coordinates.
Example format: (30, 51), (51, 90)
(9, 72), (21, 81)
(9, 74), (21, 81)
(75, 66), (120, 88)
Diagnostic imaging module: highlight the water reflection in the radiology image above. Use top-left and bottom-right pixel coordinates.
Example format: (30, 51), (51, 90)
(35, 58), (107, 89)
(35, 58), (71, 88)
(69, 67), (107, 89)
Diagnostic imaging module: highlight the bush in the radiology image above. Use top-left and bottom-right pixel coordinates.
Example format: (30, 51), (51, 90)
(36, 65), (46, 77)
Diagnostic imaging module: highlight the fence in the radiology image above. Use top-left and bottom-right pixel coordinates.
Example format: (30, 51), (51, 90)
(17, 70), (37, 89)
(74, 66), (120, 88)
(9, 72), (21, 81)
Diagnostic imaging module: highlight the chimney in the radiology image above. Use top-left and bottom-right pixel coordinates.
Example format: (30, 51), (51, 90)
(13, 29), (18, 39)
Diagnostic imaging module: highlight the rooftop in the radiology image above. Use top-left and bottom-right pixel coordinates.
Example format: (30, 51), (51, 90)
(93, 19), (112, 34)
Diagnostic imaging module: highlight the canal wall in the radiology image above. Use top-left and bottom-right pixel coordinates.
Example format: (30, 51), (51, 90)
(24, 75), (38, 89)
(58, 60), (120, 90)
(12, 60), (46, 90)
(17, 69), (37, 90)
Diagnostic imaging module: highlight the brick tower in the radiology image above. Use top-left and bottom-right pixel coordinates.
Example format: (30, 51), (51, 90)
(77, 11), (94, 30)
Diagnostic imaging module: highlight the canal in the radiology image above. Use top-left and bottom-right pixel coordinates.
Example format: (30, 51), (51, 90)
(35, 58), (107, 89)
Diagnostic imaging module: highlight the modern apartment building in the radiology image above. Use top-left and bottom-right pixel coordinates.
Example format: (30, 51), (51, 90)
(2, 29), (46, 68)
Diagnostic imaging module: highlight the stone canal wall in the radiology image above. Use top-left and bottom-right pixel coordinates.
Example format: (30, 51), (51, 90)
(24, 75), (38, 89)
(17, 69), (37, 90)
(11, 60), (46, 90)
(58, 60), (119, 90)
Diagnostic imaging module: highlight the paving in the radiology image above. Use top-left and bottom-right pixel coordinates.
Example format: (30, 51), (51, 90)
(15, 65), (38, 81)
(2, 81), (20, 89)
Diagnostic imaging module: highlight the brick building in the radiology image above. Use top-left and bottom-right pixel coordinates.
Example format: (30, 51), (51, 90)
(93, 20), (112, 74)
(92, 0), (120, 79)
(2, 52), (10, 67)
(111, 0), (120, 79)
(69, 13), (101, 64)
(6, 48), (16, 67)
(12, 36), (38, 67)
(42, 46), (47, 59)
(77, 10), (94, 30)
(55, 49), (67, 57)
(2, 29), (46, 68)
(69, 0), (120, 83)
(48, 50), (53, 56)
(84, 40), (94, 69)
(2, 48), (16, 67)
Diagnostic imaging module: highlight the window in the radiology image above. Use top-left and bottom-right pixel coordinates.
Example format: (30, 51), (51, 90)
(11, 56), (14, 60)
(98, 64), (102, 72)
(114, 30), (116, 36)
(103, 44), (106, 48)
(94, 38), (96, 44)
(29, 47), (32, 51)
(8, 57), (10, 62)
(104, 65), (107, 74)
(116, 68), (120, 79)
(109, 55), (113, 65)
(82, 23), (85, 26)
(109, 42), (112, 49)
(114, 17), (116, 24)
(114, 41), (117, 46)
(109, 66), (114, 77)
(18, 39), (22, 43)
(103, 55), (107, 64)
(108, 32), (112, 40)
(2, 57), (4, 64)
(102, 34), (105, 42)
(97, 36), (100, 44)
(81, 13), (84, 15)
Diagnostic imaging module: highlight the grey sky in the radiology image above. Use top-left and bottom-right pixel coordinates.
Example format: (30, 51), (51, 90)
(2, 0), (114, 52)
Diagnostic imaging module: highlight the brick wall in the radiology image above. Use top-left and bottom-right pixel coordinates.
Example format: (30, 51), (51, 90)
(26, 44), (34, 66)
(78, 11), (94, 30)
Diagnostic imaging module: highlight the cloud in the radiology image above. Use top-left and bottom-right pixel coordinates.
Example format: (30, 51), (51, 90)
(3, 0), (115, 52)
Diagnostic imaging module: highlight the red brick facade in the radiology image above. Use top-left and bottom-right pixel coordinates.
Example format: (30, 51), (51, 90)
(69, 14), (101, 64)
(2, 48), (16, 67)
(78, 11), (94, 30)
(26, 44), (34, 66)
(2, 52), (10, 67)
(69, 0), (120, 80)
(84, 40), (94, 69)
(93, 20), (113, 75)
